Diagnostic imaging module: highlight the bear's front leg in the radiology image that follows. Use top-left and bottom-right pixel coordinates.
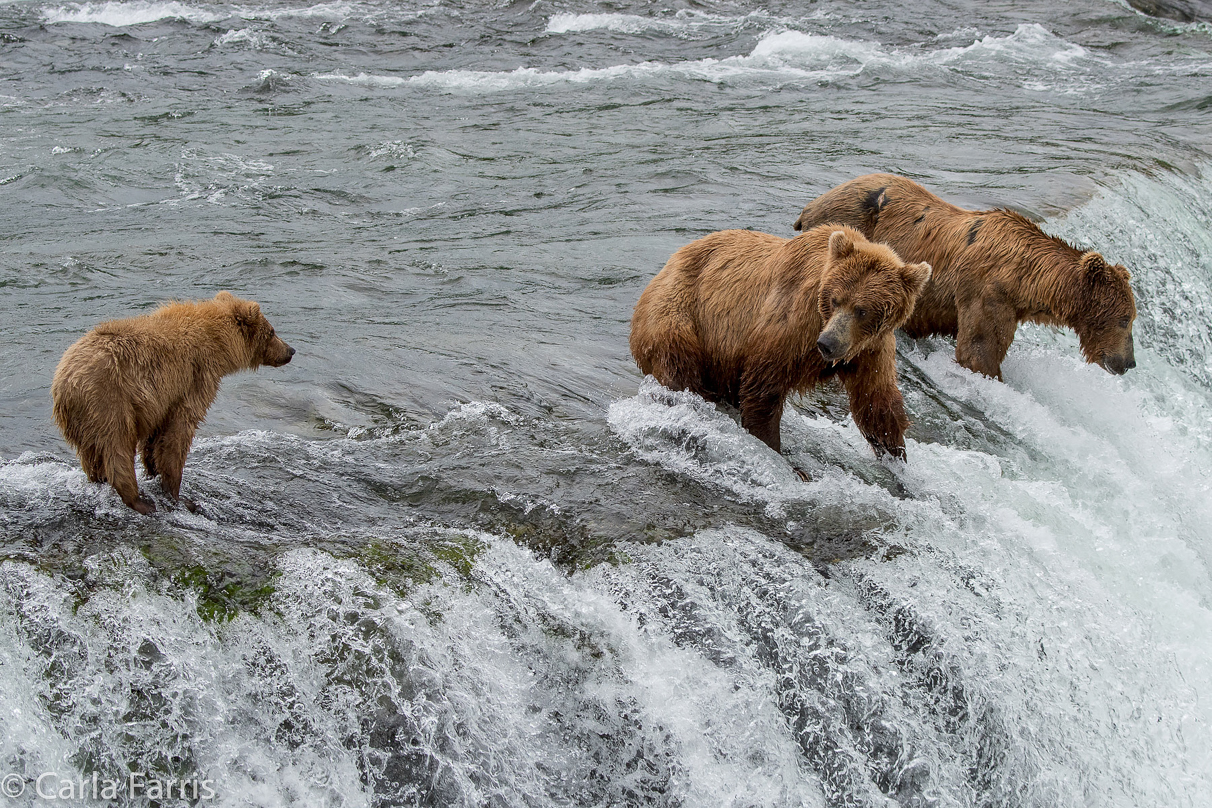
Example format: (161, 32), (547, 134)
(151, 411), (200, 511)
(842, 338), (910, 460)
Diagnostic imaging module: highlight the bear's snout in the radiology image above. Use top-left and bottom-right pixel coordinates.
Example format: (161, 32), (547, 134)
(1102, 353), (1135, 375)
(818, 310), (855, 363)
(1100, 334), (1135, 375)
(817, 332), (845, 362)
(266, 340), (295, 367)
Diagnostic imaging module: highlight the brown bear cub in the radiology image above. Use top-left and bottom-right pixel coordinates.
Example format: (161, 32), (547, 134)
(793, 173), (1138, 380)
(51, 291), (295, 515)
(630, 225), (932, 463)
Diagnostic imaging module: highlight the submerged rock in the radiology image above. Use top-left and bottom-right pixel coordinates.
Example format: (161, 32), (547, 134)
(1126, 0), (1212, 22)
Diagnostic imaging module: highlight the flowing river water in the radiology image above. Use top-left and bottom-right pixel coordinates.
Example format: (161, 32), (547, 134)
(2, 0), (1212, 805)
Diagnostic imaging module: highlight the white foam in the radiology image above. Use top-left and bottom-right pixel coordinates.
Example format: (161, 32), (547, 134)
(607, 378), (900, 520)
(469, 535), (829, 807)
(42, 0), (361, 26)
(608, 379), (802, 496)
(747, 29), (885, 67)
(0, 453), (125, 517)
(41, 1), (227, 26)
(545, 12), (672, 35)
(898, 352), (1212, 799)
(236, 1), (360, 22)
(0, 563), (93, 785)
(274, 536), (833, 804)
(0, 551), (374, 806)
(544, 10), (776, 36)
(319, 28), (884, 93)
(315, 24), (1093, 94)
(0, 534), (832, 806)
(211, 27), (279, 50)
(171, 146), (276, 206)
(314, 70), (408, 88)
(934, 22), (1088, 65)
(366, 140), (415, 160)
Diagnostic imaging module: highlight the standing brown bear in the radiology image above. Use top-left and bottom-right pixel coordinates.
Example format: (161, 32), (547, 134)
(793, 172), (1138, 380)
(51, 291), (295, 514)
(630, 224), (932, 462)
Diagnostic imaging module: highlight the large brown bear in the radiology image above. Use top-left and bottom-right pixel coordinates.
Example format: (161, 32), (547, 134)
(792, 173), (1137, 380)
(630, 225), (932, 462)
(51, 291), (295, 514)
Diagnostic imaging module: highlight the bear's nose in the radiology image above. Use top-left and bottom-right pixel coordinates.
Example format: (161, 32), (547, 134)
(817, 333), (842, 361)
(289, 346), (296, 357)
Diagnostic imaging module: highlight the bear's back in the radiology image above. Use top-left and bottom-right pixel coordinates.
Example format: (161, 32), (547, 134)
(677, 229), (831, 357)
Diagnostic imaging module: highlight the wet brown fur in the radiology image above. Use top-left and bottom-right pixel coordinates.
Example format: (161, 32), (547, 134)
(630, 225), (932, 460)
(793, 173), (1138, 379)
(51, 291), (295, 514)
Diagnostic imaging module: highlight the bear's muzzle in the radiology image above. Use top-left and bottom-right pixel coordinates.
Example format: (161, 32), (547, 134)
(817, 310), (855, 363)
(266, 340), (295, 367)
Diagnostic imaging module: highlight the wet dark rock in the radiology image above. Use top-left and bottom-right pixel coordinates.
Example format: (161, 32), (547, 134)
(1126, 0), (1212, 21)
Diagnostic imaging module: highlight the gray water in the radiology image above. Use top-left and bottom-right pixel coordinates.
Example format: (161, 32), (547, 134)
(3, 0), (1212, 805)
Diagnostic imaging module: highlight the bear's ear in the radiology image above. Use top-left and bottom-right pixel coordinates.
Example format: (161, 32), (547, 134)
(215, 291), (236, 304)
(902, 262), (932, 295)
(828, 229), (855, 260)
(232, 300), (263, 336)
(1080, 252), (1111, 282)
(1081, 252), (1132, 284)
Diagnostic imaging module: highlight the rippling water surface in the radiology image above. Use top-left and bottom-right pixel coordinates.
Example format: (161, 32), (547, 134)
(2, 0), (1212, 805)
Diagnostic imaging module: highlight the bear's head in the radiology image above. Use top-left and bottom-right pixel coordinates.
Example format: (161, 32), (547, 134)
(216, 291), (296, 368)
(816, 228), (932, 364)
(1071, 252), (1137, 375)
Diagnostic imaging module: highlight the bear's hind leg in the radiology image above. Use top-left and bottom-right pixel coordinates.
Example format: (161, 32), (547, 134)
(644, 344), (707, 402)
(741, 383), (813, 480)
(955, 295), (1017, 380)
(739, 380), (787, 453)
(634, 315), (711, 398)
(102, 441), (155, 515)
(78, 443), (106, 483)
(151, 413), (199, 511)
(654, 355), (711, 399)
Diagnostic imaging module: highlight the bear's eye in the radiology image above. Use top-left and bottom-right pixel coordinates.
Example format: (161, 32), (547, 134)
(1118, 317), (1130, 329)
(855, 307), (867, 320)
(830, 297), (840, 309)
